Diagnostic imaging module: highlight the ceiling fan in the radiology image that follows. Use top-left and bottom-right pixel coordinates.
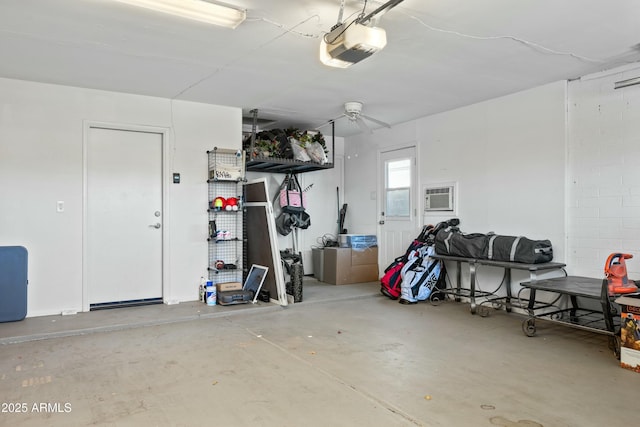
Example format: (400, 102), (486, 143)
(318, 101), (390, 134)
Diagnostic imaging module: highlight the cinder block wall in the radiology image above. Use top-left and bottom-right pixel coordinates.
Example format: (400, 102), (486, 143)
(568, 67), (640, 278)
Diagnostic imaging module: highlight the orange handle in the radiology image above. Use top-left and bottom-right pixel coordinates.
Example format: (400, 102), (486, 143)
(604, 252), (633, 275)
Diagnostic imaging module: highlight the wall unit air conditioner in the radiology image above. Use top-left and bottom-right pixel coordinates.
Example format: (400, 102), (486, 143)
(424, 185), (455, 212)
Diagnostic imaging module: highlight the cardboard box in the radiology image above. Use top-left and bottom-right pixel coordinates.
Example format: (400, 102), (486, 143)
(312, 248), (324, 282)
(217, 282), (242, 292)
(323, 247), (379, 285)
(616, 295), (640, 373)
(351, 246), (378, 266)
(323, 248), (350, 285)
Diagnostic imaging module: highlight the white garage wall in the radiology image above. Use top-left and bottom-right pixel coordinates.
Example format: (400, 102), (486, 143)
(0, 77), (240, 316)
(344, 81), (567, 287)
(416, 81), (567, 253)
(567, 65), (640, 278)
(343, 121), (419, 235)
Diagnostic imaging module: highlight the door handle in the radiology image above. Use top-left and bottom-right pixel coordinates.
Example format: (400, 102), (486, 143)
(149, 223), (161, 229)
(379, 220), (385, 225)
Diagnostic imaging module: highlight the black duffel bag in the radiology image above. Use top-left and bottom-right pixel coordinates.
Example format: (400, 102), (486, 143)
(486, 234), (553, 264)
(435, 230), (553, 264)
(435, 231), (488, 259)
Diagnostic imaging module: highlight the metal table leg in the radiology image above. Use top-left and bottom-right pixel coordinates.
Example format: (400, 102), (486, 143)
(600, 279), (620, 359)
(455, 260), (462, 302)
(569, 295), (579, 321)
(469, 261), (477, 314)
(504, 268), (512, 312)
(522, 287), (537, 336)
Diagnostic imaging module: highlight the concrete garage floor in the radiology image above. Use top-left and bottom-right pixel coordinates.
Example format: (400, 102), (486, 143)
(1, 279), (639, 426)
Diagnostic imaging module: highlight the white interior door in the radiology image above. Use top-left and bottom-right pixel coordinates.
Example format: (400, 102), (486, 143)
(86, 127), (163, 306)
(378, 146), (418, 268)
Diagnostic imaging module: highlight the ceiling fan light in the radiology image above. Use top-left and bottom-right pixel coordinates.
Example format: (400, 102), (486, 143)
(113, 0), (246, 29)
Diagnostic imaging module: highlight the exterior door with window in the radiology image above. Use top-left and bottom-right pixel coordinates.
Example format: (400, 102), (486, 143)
(378, 146), (418, 268)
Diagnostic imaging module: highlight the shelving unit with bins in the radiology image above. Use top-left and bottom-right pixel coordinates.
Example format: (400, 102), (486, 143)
(207, 147), (246, 287)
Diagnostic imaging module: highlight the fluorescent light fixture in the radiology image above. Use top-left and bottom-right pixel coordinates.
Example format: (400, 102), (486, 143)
(614, 76), (640, 89)
(320, 22), (387, 68)
(114, 0), (246, 29)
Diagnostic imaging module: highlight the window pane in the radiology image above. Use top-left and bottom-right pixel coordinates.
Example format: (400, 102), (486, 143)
(387, 159), (410, 189)
(386, 188), (410, 217)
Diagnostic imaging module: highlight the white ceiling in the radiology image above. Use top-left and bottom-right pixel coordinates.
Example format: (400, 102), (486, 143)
(1, 0), (639, 136)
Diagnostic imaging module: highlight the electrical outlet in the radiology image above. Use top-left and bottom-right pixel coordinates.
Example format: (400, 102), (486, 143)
(56, 201), (64, 213)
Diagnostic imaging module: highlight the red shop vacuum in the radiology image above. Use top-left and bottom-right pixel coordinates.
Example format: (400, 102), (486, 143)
(604, 253), (638, 295)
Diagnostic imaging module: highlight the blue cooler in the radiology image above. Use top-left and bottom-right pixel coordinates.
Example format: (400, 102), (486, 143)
(0, 246), (28, 322)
